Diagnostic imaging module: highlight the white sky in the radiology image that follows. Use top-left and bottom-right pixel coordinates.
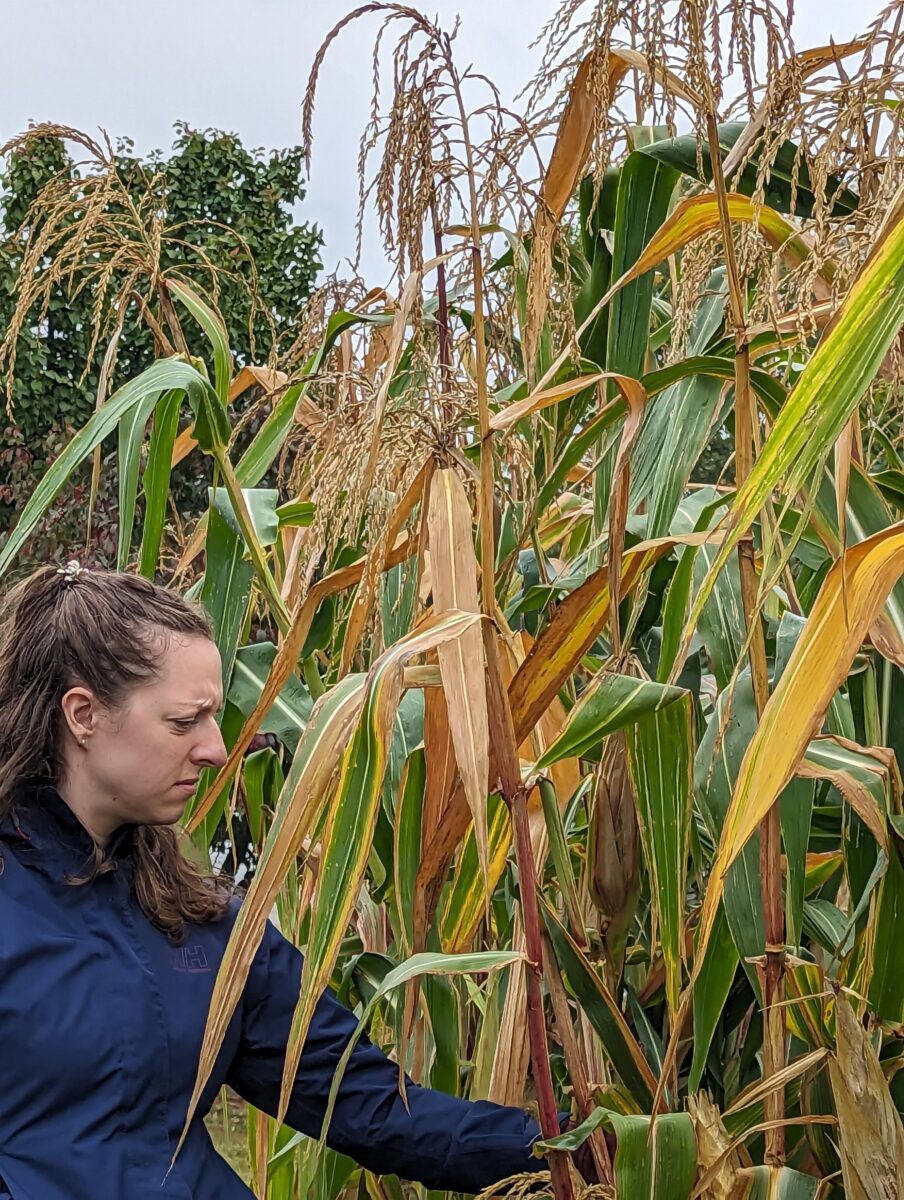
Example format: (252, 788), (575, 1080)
(0, 0), (888, 283)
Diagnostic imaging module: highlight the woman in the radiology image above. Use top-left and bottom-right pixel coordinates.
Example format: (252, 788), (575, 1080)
(0, 563), (552, 1200)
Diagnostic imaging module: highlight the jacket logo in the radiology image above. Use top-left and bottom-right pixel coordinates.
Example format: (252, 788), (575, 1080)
(171, 944), (211, 973)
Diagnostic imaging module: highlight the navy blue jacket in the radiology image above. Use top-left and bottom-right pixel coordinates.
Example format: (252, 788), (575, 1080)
(0, 785), (544, 1199)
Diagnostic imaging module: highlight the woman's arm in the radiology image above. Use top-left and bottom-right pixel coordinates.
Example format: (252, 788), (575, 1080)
(226, 920), (546, 1194)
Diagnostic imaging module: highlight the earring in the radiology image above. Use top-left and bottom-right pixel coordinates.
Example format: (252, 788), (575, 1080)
(79, 736), (87, 748)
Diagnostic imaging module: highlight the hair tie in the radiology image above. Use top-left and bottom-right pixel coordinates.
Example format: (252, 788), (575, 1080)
(56, 560), (87, 585)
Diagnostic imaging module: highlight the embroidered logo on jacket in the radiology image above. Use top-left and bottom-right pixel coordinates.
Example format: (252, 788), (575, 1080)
(170, 944), (211, 973)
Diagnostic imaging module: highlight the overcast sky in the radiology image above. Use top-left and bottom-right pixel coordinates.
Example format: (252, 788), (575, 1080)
(1, 0), (887, 283)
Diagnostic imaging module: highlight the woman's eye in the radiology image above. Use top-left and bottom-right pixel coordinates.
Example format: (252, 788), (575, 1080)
(171, 718), (196, 731)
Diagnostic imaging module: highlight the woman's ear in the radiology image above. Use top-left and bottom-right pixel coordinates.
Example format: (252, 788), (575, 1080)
(60, 686), (99, 747)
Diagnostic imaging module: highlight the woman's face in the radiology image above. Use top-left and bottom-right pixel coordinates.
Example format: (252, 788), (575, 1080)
(62, 633), (228, 831)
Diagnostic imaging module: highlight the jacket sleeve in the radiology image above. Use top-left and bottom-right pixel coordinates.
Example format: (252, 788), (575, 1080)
(226, 919), (546, 1194)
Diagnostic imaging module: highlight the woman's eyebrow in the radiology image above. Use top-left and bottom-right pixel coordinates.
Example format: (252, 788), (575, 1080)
(173, 698), (222, 715)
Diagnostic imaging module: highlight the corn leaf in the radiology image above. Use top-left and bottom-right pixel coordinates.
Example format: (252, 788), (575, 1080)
(684, 189), (904, 647)
(139, 389), (181, 578)
(169, 277), (233, 407)
(179, 671), (369, 1156)
(279, 611), (483, 1121)
(537, 1109), (696, 1200)
(694, 672), (764, 993)
(319, 951), (523, 1147)
(542, 901), (658, 1109)
(689, 522), (904, 1013)
(626, 692), (694, 1020)
(0, 357), (214, 579)
(689, 903), (738, 1092)
(537, 670), (686, 766)
(200, 500), (255, 694)
(733, 1166), (825, 1199)
(227, 642), (314, 755)
(509, 532), (720, 740)
(427, 469), (490, 889)
(393, 749), (426, 956)
(829, 988), (904, 1199)
(866, 840), (904, 1022)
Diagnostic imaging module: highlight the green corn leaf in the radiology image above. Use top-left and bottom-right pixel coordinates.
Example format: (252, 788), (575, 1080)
(625, 691), (694, 1020)
(276, 499), (316, 528)
(536, 1109), (696, 1200)
(0, 357), (212, 580)
(695, 671), (764, 994)
(630, 267), (727, 528)
(227, 642), (313, 754)
(139, 389), (182, 578)
(657, 544), (698, 683)
(211, 485), (281, 548)
(241, 747), (284, 846)
(393, 749), (426, 955)
(689, 902), (738, 1092)
(542, 901), (657, 1110)
(536, 671), (687, 767)
(639, 120), (859, 218)
(169, 277), (233, 407)
(200, 500), (254, 693)
(117, 382), (164, 569)
(684, 192), (904, 650)
(867, 839), (904, 1023)
(593, 152), (679, 539)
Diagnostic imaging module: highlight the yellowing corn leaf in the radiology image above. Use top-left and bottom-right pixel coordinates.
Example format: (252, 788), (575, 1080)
(524, 45), (700, 371)
(682, 186), (904, 652)
(277, 609), (483, 1122)
(829, 988), (904, 1199)
(427, 468), (491, 890)
(680, 524), (904, 1064)
(534, 193), (815, 400)
(185, 527), (415, 834)
(509, 530), (723, 741)
(178, 672), (368, 1158)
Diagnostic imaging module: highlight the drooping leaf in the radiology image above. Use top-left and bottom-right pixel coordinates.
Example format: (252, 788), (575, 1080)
(684, 191), (904, 648)
(280, 611), (483, 1121)
(536, 670), (686, 766)
(0, 357), (215, 579)
(829, 988), (904, 1199)
(426, 469), (490, 889)
(179, 671), (369, 1155)
(639, 121), (860, 218)
(536, 1108), (696, 1200)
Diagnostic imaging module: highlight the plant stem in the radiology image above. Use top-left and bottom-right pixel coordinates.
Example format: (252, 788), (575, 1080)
(542, 934), (613, 1185)
(215, 452), (292, 636)
(703, 106), (786, 1162)
(481, 624), (574, 1200)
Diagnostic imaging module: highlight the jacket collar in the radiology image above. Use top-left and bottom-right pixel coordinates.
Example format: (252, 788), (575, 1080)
(1, 781), (135, 879)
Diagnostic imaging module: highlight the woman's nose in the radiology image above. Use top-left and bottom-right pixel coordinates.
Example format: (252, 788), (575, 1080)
(190, 721), (229, 770)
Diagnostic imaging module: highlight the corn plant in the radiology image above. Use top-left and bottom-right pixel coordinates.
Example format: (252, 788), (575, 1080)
(5, 1), (904, 1197)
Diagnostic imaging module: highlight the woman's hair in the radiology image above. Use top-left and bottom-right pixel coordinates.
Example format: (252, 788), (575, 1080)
(0, 564), (231, 940)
